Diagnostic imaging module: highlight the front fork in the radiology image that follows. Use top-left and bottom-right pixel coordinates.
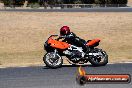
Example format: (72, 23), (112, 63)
(53, 49), (57, 58)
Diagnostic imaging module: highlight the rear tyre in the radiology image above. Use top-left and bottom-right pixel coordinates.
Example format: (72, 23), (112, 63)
(89, 49), (108, 66)
(43, 52), (63, 69)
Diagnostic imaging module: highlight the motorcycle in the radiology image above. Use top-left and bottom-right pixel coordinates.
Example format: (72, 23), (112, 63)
(43, 35), (108, 68)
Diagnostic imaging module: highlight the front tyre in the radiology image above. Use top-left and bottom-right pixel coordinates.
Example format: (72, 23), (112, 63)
(43, 52), (63, 69)
(89, 48), (108, 66)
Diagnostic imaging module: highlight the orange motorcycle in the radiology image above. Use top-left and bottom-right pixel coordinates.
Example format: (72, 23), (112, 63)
(43, 35), (108, 68)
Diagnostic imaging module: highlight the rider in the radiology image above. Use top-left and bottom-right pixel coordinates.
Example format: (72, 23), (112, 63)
(57, 26), (88, 52)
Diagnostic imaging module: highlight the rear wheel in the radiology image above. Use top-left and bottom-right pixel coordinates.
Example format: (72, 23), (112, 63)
(89, 48), (108, 66)
(43, 52), (63, 68)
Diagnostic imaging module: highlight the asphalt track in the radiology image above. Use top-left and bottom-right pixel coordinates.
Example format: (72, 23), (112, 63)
(0, 63), (132, 88)
(0, 7), (132, 12)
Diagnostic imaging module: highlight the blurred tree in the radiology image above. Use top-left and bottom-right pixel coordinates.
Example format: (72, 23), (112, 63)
(118, 0), (128, 6)
(63, 0), (73, 4)
(0, 0), (128, 6)
(73, 0), (83, 4)
(47, 0), (56, 5)
(15, 0), (25, 5)
(118, 0), (128, 4)
(95, 0), (106, 7)
(83, 0), (94, 4)
(56, 0), (64, 4)
(1, 0), (10, 5)
(106, 0), (127, 6)
(94, 0), (105, 4)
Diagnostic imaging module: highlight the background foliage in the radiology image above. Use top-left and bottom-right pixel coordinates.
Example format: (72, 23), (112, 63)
(0, 0), (128, 6)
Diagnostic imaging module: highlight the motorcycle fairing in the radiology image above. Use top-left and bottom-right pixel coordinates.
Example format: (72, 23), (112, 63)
(48, 37), (70, 49)
(86, 39), (100, 46)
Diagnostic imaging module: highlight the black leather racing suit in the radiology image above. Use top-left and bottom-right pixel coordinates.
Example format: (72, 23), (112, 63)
(57, 32), (87, 52)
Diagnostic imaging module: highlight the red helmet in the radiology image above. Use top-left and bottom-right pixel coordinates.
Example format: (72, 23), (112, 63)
(60, 26), (70, 36)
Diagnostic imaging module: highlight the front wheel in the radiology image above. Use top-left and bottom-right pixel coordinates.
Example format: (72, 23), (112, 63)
(43, 52), (63, 68)
(89, 48), (108, 66)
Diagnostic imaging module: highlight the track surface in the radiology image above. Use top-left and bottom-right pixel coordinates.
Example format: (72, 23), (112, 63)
(0, 63), (132, 88)
(0, 7), (132, 12)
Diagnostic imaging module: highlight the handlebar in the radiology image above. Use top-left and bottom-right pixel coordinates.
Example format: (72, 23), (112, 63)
(50, 35), (58, 37)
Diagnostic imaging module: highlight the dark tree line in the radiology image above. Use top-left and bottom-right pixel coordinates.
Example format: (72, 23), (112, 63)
(0, 0), (128, 6)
